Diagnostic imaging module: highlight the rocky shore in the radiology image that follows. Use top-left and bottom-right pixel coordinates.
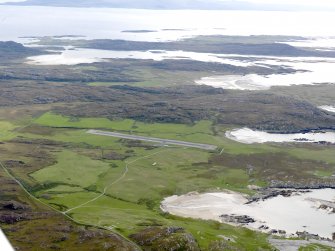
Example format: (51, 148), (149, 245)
(220, 214), (255, 224)
(219, 212), (335, 242)
(247, 189), (309, 204)
(268, 180), (335, 189)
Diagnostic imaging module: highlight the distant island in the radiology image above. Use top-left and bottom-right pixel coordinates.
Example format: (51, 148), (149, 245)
(122, 30), (158, 33)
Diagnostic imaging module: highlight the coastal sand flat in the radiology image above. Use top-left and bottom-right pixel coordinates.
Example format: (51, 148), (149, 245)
(162, 189), (335, 239)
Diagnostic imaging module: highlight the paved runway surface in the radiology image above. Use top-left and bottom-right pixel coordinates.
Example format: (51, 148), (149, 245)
(87, 130), (217, 151)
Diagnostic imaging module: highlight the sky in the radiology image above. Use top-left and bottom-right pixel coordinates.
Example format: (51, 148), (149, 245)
(220, 0), (335, 8)
(0, 0), (334, 5)
(0, 0), (26, 3)
(1, 0), (335, 10)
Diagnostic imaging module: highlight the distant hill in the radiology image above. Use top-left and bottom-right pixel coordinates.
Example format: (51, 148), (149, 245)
(3, 0), (308, 11)
(0, 41), (41, 60)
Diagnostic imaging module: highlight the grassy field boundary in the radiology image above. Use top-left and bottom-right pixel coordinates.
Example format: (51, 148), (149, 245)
(0, 159), (142, 250)
(64, 148), (170, 214)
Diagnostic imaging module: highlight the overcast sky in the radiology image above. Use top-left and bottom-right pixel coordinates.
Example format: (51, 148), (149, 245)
(1, 0), (335, 10)
(220, 0), (335, 8)
(0, 0), (26, 3)
(0, 0), (334, 5)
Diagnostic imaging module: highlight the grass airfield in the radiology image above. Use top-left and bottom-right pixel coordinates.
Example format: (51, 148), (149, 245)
(1, 108), (334, 250)
(1, 33), (335, 250)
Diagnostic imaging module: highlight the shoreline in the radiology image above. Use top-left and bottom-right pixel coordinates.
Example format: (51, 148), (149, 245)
(161, 188), (335, 241)
(225, 127), (335, 144)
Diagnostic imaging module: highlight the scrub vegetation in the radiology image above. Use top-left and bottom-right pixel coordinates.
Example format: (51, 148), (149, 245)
(0, 36), (334, 250)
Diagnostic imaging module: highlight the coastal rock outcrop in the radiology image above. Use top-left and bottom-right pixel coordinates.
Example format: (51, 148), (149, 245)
(130, 226), (200, 251)
(220, 214), (255, 224)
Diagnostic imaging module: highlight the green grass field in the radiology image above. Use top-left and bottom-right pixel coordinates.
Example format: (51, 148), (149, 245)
(27, 145), (273, 249)
(299, 243), (334, 251)
(2, 34), (335, 250)
(33, 112), (335, 164)
(31, 151), (112, 188)
(21, 113), (276, 249)
(2, 110), (334, 250)
(0, 121), (18, 141)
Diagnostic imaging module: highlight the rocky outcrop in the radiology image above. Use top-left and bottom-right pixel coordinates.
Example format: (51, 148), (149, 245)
(2, 201), (27, 211)
(0, 200), (30, 224)
(0, 213), (29, 224)
(130, 226), (200, 251)
(318, 202), (335, 213)
(269, 180), (335, 189)
(208, 240), (240, 251)
(220, 214), (255, 224)
(247, 189), (309, 203)
(268, 229), (286, 235)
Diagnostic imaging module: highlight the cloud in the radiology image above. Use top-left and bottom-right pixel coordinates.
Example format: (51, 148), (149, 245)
(0, 0), (26, 3)
(220, 0), (335, 8)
